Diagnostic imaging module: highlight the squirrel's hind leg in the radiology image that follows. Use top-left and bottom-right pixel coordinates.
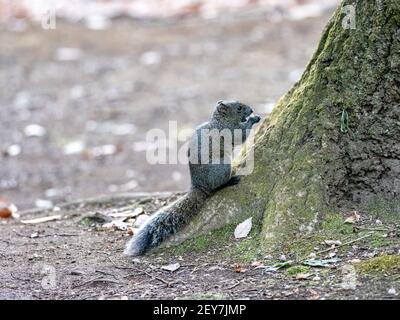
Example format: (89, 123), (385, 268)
(215, 175), (241, 191)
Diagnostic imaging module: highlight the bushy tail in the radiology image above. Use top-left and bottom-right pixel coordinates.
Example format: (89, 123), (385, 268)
(124, 189), (208, 256)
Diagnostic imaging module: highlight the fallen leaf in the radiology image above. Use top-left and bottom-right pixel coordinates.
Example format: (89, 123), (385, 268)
(308, 289), (320, 300)
(161, 263), (180, 272)
(233, 263), (246, 273)
(263, 261), (292, 272)
(21, 215), (61, 224)
(327, 251), (337, 258)
(102, 220), (129, 231)
(295, 273), (312, 280)
(132, 207), (144, 216)
(109, 207), (144, 219)
(344, 211), (361, 224)
(303, 258), (341, 267)
(323, 240), (342, 246)
(251, 261), (262, 267)
(234, 217), (252, 239)
(0, 199), (17, 219)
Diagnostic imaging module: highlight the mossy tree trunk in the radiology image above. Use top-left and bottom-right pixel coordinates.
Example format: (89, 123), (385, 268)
(166, 0), (400, 253)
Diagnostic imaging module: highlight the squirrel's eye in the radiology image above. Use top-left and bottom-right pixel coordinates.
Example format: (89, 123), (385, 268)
(238, 106), (242, 111)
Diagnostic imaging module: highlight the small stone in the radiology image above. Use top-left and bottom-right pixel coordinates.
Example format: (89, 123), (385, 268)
(35, 199), (53, 209)
(55, 48), (82, 61)
(6, 144), (21, 157)
(24, 124), (47, 137)
(388, 288), (396, 295)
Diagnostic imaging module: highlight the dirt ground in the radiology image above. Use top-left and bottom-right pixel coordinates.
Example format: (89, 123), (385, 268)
(1, 13), (332, 210)
(1, 193), (399, 300)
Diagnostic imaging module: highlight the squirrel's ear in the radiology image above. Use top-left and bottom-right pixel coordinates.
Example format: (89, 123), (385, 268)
(216, 101), (228, 114)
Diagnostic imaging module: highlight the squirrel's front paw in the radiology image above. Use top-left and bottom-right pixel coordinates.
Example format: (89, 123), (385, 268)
(251, 115), (261, 123)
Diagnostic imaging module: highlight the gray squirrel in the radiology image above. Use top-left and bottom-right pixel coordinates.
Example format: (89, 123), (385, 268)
(124, 100), (261, 256)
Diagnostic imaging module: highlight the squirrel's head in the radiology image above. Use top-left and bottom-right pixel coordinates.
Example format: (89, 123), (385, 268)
(214, 100), (253, 122)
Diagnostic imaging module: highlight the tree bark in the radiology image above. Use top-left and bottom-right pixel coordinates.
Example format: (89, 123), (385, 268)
(165, 0), (400, 253)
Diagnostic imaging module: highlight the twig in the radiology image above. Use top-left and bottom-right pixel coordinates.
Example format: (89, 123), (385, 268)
(73, 276), (122, 288)
(314, 233), (374, 256)
(108, 256), (136, 270)
(134, 267), (171, 287)
(226, 280), (242, 290)
(13, 230), (28, 238)
(54, 233), (80, 237)
(95, 269), (118, 279)
(108, 257), (171, 286)
(354, 225), (396, 232)
(10, 272), (31, 282)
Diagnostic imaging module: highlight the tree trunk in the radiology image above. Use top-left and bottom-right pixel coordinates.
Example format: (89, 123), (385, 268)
(165, 0), (400, 253)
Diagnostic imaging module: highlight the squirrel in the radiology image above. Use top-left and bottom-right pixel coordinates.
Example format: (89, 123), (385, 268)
(124, 100), (261, 256)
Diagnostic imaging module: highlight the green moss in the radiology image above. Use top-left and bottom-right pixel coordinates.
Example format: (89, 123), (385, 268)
(366, 197), (400, 223)
(162, 220), (265, 263)
(228, 236), (262, 263)
(287, 265), (310, 276)
(165, 224), (235, 256)
(368, 232), (390, 248)
(193, 292), (226, 300)
(354, 255), (400, 274)
(321, 213), (353, 236)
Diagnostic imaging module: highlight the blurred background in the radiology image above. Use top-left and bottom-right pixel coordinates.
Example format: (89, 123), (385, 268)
(0, 0), (338, 210)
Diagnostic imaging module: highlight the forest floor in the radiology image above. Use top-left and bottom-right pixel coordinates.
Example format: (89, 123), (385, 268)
(1, 193), (399, 300)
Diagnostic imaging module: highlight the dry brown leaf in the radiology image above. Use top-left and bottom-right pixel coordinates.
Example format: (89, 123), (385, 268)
(127, 227), (139, 236)
(324, 240), (342, 246)
(233, 263), (246, 273)
(344, 211), (361, 224)
(0, 199), (17, 219)
(295, 273), (312, 280)
(161, 263), (180, 272)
